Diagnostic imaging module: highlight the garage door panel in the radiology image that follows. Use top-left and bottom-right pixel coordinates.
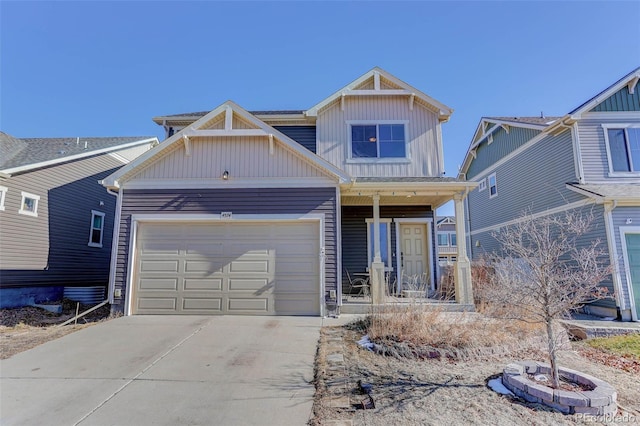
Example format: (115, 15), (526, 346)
(139, 278), (179, 290)
(182, 298), (222, 311)
(134, 221), (320, 315)
(184, 278), (223, 291)
(137, 298), (177, 311)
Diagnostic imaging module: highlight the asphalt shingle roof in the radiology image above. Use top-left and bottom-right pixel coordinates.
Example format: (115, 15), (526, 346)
(568, 183), (640, 199)
(485, 116), (562, 126)
(355, 176), (463, 183)
(0, 134), (154, 171)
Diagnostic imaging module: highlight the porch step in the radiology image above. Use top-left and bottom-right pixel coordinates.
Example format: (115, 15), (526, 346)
(339, 302), (475, 315)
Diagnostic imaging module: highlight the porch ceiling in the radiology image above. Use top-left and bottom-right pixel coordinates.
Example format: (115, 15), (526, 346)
(340, 179), (477, 208)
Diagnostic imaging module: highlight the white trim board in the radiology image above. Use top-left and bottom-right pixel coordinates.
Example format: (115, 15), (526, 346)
(122, 177), (339, 190)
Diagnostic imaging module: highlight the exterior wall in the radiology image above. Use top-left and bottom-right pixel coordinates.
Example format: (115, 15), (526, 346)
(590, 86), (640, 112)
(466, 126), (542, 179)
(316, 97), (442, 177)
(612, 206), (640, 313)
(467, 128), (582, 235)
(112, 187), (337, 312)
(109, 143), (153, 162)
(578, 115), (640, 182)
(0, 154), (123, 290)
(341, 205), (434, 291)
(273, 126), (316, 153)
(129, 137), (328, 181)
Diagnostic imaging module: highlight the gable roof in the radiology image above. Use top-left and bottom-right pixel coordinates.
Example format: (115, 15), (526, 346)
(103, 100), (351, 189)
(152, 110), (307, 125)
(0, 133), (158, 175)
(569, 66), (640, 117)
(305, 67), (454, 121)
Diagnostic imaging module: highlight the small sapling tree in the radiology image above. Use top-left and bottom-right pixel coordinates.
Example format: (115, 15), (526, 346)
(485, 210), (612, 388)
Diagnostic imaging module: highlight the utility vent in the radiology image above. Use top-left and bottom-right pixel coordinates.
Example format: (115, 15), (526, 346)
(64, 286), (105, 304)
(58, 150), (66, 154)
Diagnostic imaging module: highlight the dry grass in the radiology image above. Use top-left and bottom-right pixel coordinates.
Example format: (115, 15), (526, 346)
(361, 306), (552, 361)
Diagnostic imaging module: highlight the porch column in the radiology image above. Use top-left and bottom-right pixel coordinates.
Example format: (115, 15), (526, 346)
(453, 193), (473, 305)
(370, 194), (385, 304)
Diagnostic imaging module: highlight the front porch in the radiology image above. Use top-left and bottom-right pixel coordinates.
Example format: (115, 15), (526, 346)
(337, 177), (477, 312)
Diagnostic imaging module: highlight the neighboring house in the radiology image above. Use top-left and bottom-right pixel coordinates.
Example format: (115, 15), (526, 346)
(101, 67), (476, 317)
(461, 67), (640, 321)
(0, 133), (158, 308)
(436, 216), (457, 266)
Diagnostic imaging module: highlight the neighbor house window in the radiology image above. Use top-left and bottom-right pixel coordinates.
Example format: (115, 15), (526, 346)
(0, 186), (7, 211)
(478, 178), (487, 192)
(19, 192), (39, 217)
(366, 219), (393, 269)
(88, 210), (105, 248)
(488, 173), (497, 198)
(438, 233), (449, 246)
(605, 127), (640, 173)
(350, 123), (407, 159)
(450, 233), (457, 246)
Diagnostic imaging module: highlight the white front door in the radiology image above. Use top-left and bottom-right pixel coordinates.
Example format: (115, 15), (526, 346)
(400, 223), (429, 289)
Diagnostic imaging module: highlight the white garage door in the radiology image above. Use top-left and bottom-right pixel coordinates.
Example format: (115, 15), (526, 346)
(133, 221), (320, 315)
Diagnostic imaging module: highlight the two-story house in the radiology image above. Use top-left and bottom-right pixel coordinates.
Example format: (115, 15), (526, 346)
(100, 68), (476, 316)
(0, 133), (157, 308)
(461, 67), (640, 321)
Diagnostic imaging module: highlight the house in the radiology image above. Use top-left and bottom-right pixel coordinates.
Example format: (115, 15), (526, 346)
(436, 216), (457, 266)
(101, 67), (477, 317)
(0, 133), (158, 308)
(461, 67), (640, 321)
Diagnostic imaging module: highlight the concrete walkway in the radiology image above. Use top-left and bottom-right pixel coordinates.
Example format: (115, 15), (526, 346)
(1, 315), (341, 426)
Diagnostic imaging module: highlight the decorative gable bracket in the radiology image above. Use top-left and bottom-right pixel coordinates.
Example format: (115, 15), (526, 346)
(628, 76), (639, 95)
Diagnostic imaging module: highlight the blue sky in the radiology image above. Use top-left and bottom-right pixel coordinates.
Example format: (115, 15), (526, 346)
(2, 1), (639, 215)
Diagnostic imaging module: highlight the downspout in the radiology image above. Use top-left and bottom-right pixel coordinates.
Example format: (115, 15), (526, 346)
(106, 187), (123, 305)
(603, 200), (625, 319)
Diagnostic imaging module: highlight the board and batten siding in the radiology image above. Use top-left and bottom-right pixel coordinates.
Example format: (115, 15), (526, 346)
(316, 96), (442, 177)
(612, 206), (640, 310)
(112, 188), (337, 313)
(341, 206), (435, 289)
(129, 137), (328, 181)
(466, 126), (541, 179)
(578, 117), (640, 182)
(273, 126), (316, 153)
(590, 86), (640, 112)
(467, 129), (582, 233)
(0, 154), (124, 288)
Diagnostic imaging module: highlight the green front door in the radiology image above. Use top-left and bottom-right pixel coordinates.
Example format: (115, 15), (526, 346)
(625, 233), (640, 319)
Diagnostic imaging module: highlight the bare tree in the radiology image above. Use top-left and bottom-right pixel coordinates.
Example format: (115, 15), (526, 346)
(483, 210), (612, 388)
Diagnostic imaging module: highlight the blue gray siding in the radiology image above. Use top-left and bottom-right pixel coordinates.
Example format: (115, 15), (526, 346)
(341, 206), (434, 291)
(466, 126), (541, 179)
(113, 187), (337, 312)
(0, 154), (122, 290)
(273, 125), (316, 153)
(590, 86), (640, 112)
(467, 129), (582, 234)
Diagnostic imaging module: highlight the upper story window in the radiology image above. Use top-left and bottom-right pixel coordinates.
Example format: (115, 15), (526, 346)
(477, 178), (487, 192)
(0, 186), (7, 211)
(437, 233), (457, 246)
(88, 210), (106, 248)
(604, 126), (640, 175)
(19, 192), (39, 217)
(488, 173), (497, 198)
(349, 122), (408, 161)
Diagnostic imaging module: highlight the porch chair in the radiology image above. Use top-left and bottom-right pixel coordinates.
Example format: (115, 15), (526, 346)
(344, 269), (370, 297)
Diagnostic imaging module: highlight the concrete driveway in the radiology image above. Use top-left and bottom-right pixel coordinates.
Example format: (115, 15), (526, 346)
(1, 315), (328, 426)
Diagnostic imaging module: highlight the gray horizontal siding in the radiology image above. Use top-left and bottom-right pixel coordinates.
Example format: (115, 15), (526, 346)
(341, 206), (434, 290)
(466, 126), (541, 179)
(113, 187), (336, 312)
(273, 125), (316, 153)
(467, 129), (582, 232)
(590, 86), (640, 112)
(578, 117), (640, 182)
(612, 206), (640, 310)
(0, 154), (123, 288)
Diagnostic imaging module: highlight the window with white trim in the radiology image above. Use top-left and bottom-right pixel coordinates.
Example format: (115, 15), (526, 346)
(0, 186), (7, 211)
(365, 219), (393, 269)
(488, 173), (497, 198)
(19, 192), (39, 217)
(437, 233), (449, 246)
(605, 127), (640, 174)
(88, 210), (105, 247)
(350, 123), (407, 159)
(478, 178), (487, 192)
